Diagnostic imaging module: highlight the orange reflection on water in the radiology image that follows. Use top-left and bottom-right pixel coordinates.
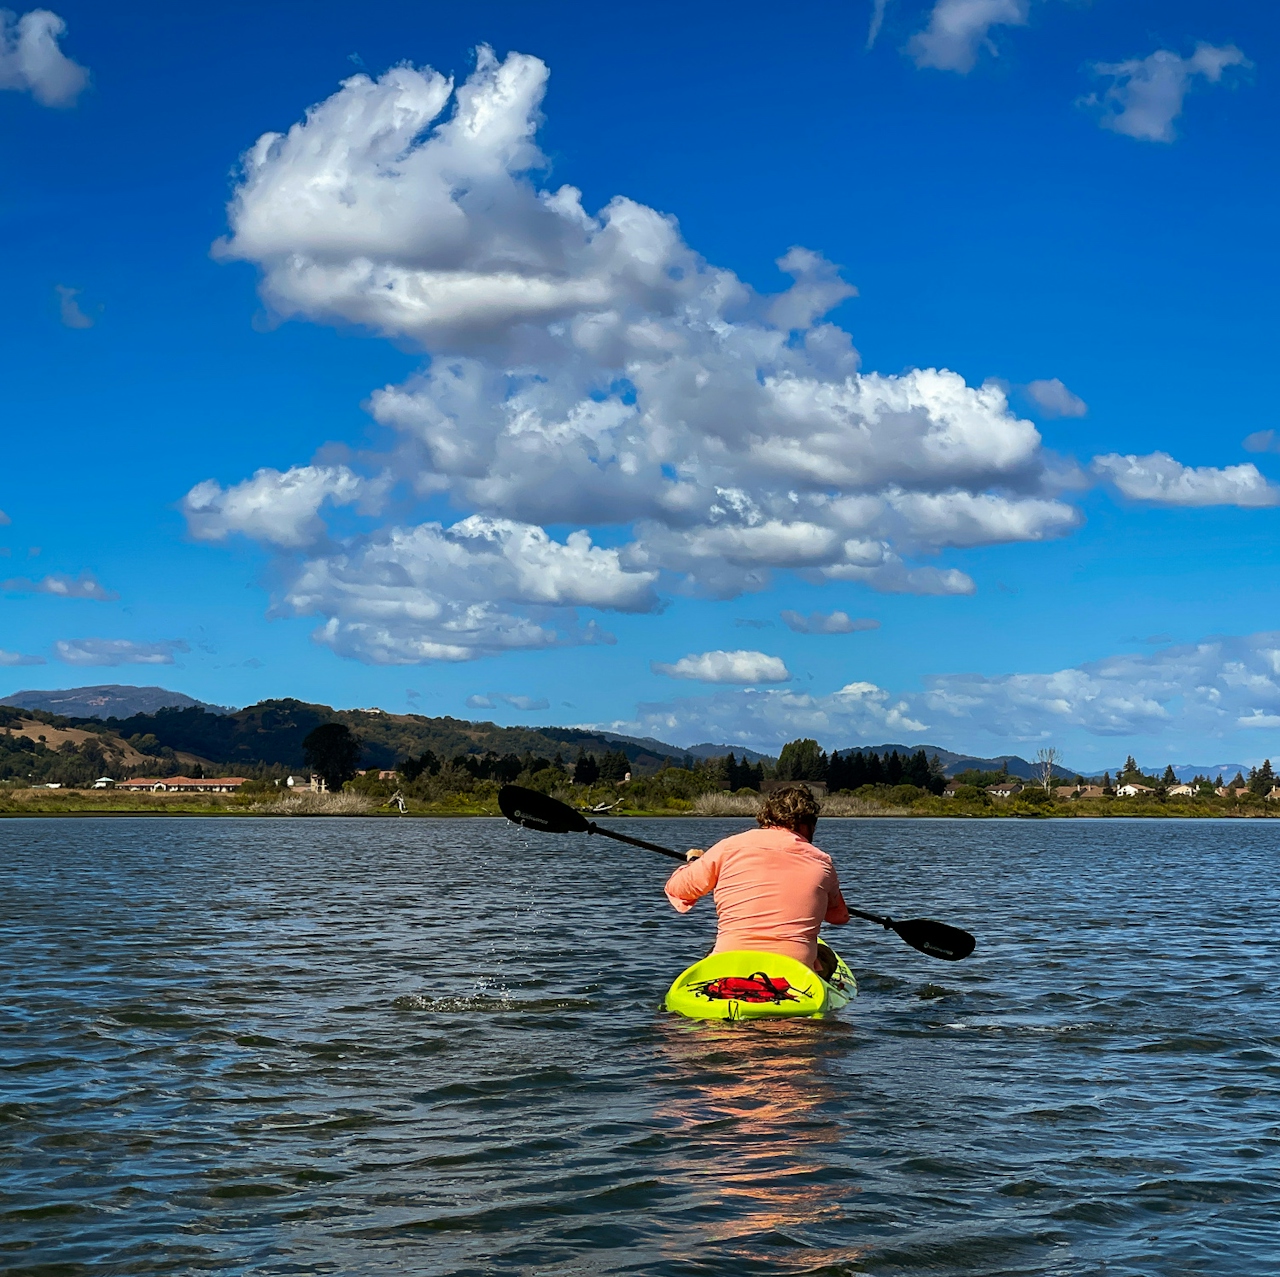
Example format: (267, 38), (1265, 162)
(649, 1018), (869, 1265)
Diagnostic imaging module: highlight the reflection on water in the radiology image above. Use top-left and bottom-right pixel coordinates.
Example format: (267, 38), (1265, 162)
(652, 1020), (859, 1267)
(2, 816), (1280, 1275)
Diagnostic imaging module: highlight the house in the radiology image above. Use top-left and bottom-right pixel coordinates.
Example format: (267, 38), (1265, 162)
(1053, 785), (1079, 800)
(116, 776), (249, 793)
(1074, 785), (1108, 799)
(942, 780), (964, 797)
(1116, 783), (1154, 797)
(986, 781), (1023, 798)
(378, 770), (397, 781)
(92, 777), (115, 789)
(1268, 787), (1280, 801)
(1168, 784), (1196, 797)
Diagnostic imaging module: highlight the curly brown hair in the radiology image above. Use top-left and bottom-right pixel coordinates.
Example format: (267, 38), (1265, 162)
(757, 785), (820, 833)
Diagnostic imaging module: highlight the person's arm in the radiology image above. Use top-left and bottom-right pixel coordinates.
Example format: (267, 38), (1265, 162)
(664, 845), (722, 913)
(824, 867), (850, 925)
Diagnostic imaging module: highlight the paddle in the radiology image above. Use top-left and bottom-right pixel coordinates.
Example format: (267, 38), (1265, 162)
(497, 785), (976, 961)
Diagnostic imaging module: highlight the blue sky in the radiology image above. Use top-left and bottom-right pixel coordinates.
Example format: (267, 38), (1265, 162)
(1, 0), (1278, 770)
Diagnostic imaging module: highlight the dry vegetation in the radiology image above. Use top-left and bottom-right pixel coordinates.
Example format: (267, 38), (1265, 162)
(248, 791), (374, 815)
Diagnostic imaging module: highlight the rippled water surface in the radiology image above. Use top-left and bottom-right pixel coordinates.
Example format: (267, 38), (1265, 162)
(4, 816), (1280, 1275)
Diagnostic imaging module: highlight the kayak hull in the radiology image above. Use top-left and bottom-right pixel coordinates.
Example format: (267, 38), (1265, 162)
(664, 940), (856, 1021)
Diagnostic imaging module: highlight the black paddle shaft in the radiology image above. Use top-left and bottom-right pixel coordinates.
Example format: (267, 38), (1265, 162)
(586, 822), (687, 862)
(496, 785), (976, 959)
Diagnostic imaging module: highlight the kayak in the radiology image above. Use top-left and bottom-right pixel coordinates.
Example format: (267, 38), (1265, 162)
(664, 939), (856, 1021)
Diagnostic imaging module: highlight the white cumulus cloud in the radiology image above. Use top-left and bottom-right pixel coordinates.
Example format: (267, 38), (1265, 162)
(200, 49), (1093, 662)
(183, 465), (367, 548)
(652, 650), (792, 684)
(1092, 452), (1280, 507)
(1085, 43), (1250, 143)
(1026, 378), (1086, 418)
(907, 0), (1028, 73)
(619, 632), (1280, 757)
(781, 609), (879, 634)
(55, 638), (190, 666)
(0, 9), (86, 106)
(617, 680), (926, 751)
(922, 633), (1280, 743)
(285, 516), (650, 664)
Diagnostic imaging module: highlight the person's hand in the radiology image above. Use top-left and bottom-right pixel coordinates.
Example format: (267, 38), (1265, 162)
(685, 848), (704, 862)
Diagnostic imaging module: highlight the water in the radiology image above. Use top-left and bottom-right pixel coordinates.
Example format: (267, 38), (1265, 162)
(3, 817), (1279, 1276)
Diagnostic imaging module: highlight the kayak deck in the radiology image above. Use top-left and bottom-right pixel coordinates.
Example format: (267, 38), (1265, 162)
(664, 940), (856, 1021)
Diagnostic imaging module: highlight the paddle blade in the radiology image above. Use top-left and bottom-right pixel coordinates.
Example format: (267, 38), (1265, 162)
(892, 918), (976, 962)
(498, 785), (590, 835)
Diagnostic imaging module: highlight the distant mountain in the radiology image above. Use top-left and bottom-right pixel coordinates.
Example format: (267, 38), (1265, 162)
(1170, 763), (1249, 782)
(540, 727), (774, 765)
(0, 685), (234, 719)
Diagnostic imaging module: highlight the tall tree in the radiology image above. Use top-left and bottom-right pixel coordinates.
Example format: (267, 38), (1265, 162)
(573, 748), (600, 786)
(302, 723), (363, 793)
(776, 738), (828, 782)
(1035, 746), (1062, 795)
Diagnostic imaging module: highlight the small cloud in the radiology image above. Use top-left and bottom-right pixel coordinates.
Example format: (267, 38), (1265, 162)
(907, 0), (1028, 74)
(242, 656), (264, 668)
(1026, 378), (1087, 418)
(781, 609), (879, 635)
(55, 284), (93, 329)
(2, 572), (117, 600)
(735, 618), (774, 629)
(1093, 452), (1280, 507)
(27, 546), (39, 557)
(867, 0), (888, 49)
(1084, 43), (1251, 144)
(0, 649), (45, 666)
(54, 637), (190, 666)
(0, 509), (9, 525)
(465, 692), (550, 711)
(1144, 634), (1173, 646)
(405, 687), (420, 701)
(0, 9), (89, 107)
(1243, 430), (1280, 454)
(1238, 710), (1280, 730)
(651, 649), (792, 684)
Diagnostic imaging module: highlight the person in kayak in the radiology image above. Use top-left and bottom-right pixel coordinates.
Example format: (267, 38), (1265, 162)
(664, 785), (849, 978)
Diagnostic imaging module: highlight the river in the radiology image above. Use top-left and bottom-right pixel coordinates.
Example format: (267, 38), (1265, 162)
(3, 816), (1278, 1275)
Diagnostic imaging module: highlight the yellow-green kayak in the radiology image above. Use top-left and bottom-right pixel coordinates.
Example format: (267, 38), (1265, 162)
(664, 940), (856, 1021)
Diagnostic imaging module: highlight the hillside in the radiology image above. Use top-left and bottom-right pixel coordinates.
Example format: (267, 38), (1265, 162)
(0, 685), (1104, 783)
(58, 700), (765, 776)
(0, 684), (233, 718)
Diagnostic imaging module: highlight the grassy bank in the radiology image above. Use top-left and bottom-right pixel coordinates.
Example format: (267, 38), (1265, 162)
(2, 784), (1278, 818)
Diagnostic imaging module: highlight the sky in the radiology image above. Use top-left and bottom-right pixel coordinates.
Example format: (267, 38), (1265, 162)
(1, 0), (1278, 770)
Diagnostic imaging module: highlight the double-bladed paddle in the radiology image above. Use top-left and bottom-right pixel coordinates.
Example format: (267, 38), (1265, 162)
(497, 784), (976, 962)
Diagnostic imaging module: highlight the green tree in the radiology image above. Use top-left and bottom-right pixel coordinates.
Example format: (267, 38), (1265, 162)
(1249, 759), (1275, 797)
(776, 738), (828, 782)
(302, 723), (363, 792)
(573, 748), (600, 785)
(1162, 765), (1177, 785)
(598, 749), (629, 782)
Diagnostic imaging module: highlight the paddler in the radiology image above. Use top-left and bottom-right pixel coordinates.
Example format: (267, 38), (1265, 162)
(664, 785), (849, 979)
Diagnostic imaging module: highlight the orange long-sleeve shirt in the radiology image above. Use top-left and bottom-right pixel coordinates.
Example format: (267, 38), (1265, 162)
(664, 826), (849, 970)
